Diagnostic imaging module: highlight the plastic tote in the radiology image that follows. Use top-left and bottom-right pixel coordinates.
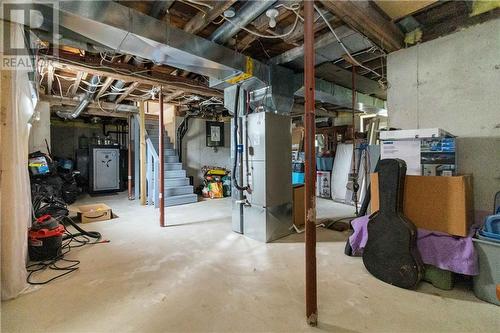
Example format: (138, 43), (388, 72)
(472, 237), (500, 305)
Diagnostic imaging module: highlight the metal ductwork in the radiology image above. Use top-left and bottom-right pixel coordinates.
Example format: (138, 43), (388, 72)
(29, 1), (268, 84)
(12, 1), (386, 114)
(108, 80), (125, 102)
(57, 75), (100, 119)
(210, 0), (277, 44)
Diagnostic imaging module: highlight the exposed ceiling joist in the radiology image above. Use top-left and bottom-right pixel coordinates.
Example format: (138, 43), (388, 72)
(319, 0), (404, 52)
(315, 62), (386, 99)
(184, 0), (237, 34)
(282, 10), (338, 45)
(149, 0), (175, 20)
(47, 65), (54, 95)
(115, 82), (140, 104)
(42, 95), (137, 118)
(42, 51), (222, 98)
(374, 0), (438, 20)
(69, 71), (85, 97)
(210, 0), (277, 44)
(270, 25), (355, 65)
(163, 90), (185, 103)
(237, 0), (301, 50)
(96, 77), (114, 100)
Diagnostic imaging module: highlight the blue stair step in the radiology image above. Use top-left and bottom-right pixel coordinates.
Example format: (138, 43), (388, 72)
(164, 185), (194, 197)
(164, 163), (182, 171)
(165, 193), (198, 207)
(165, 170), (186, 178)
(165, 177), (190, 187)
(164, 149), (177, 156)
(166, 155), (179, 163)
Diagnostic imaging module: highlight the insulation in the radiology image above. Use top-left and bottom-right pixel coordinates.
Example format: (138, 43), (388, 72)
(1, 23), (35, 300)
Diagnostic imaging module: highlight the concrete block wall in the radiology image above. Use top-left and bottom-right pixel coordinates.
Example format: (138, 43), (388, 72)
(387, 18), (500, 214)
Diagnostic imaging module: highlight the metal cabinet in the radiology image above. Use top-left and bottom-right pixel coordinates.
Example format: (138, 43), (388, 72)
(89, 145), (120, 193)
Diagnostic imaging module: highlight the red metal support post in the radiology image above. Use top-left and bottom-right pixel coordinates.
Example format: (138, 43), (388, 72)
(351, 65), (359, 216)
(159, 87), (166, 227)
(127, 115), (133, 199)
(304, 0), (317, 326)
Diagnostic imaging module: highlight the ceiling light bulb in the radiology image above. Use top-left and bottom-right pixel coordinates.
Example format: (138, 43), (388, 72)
(266, 8), (279, 28)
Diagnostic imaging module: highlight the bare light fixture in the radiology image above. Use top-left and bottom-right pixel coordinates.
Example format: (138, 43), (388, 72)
(265, 8), (279, 28)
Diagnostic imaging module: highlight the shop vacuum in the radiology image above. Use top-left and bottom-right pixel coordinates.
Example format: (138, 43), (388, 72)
(28, 214), (65, 261)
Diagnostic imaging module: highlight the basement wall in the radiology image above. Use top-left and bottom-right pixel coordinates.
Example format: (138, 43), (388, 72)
(28, 101), (51, 154)
(387, 18), (500, 214)
(181, 118), (231, 188)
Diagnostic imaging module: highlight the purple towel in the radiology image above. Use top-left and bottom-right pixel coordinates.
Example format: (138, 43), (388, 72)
(349, 215), (479, 276)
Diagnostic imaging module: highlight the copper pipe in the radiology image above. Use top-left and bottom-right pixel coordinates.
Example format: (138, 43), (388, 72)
(304, 0), (317, 326)
(127, 115), (133, 199)
(159, 87), (166, 227)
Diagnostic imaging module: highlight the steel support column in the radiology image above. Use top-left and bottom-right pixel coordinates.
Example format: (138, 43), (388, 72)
(159, 87), (166, 227)
(351, 65), (359, 216)
(128, 115), (133, 200)
(304, 0), (317, 326)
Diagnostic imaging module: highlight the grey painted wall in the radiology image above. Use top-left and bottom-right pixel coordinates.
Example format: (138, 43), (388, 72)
(387, 18), (500, 213)
(181, 118), (231, 188)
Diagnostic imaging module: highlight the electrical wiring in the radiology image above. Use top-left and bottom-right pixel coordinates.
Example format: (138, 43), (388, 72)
(40, 55), (216, 95)
(182, 0), (212, 12)
(27, 216), (104, 285)
(313, 4), (384, 80)
(99, 51), (124, 63)
(221, 10), (300, 40)
(275, 3), (303, 22)
(55, 75), (64, 99)
(65, 83), (75, 97)
(53, 73), (77, 81)
(38, 71), (46, 85)
(28, 190), (105, 285)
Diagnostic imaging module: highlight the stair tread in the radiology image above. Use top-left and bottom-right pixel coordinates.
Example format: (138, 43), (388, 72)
(166, 193), (197, 198)
(165, 193), (198, 206)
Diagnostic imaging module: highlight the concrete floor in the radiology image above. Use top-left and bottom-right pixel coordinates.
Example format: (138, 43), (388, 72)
(2, 194), (499, 332)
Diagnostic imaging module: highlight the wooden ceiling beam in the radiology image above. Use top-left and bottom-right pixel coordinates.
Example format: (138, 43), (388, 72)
(237, 1), (301, 50)
(184, 0), (238, 34)
(43, 95), (136, 118)
(115, 82), (140, 104)
(319, 0), (404, 52)
(96, 77), (114, 100)
(163, 90), (185, 103)
(149, 0), (175, 20)
(41, 51), (222, 98)
(69, 71), (85, 97)
(46, 65), (54, 95)
(282, 10), (339, 45)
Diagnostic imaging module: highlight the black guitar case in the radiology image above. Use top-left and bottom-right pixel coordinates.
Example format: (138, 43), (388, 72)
(362, 158), (424, 289)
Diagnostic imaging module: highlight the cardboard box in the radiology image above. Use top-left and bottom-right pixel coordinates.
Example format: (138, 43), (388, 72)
(74, 203), (113, 223)
(292, 126), (304, 151)
(371, 174), (473, 237)
(293, 184), (305, 227)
